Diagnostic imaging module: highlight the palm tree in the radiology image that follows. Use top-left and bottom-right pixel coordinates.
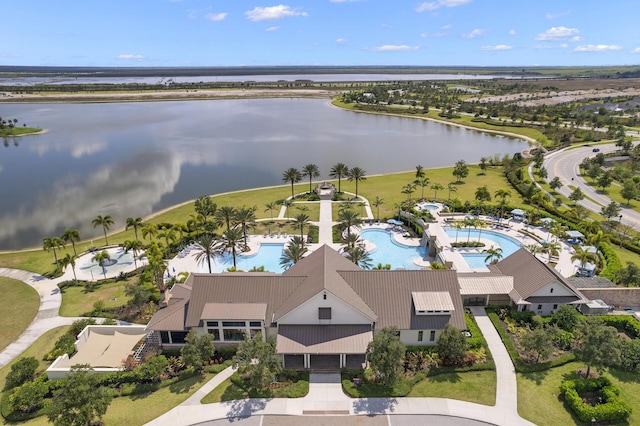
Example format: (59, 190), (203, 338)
(337, 208), (362, 238)
(61, 228), (80, 257)
(401, 183), (416, 200)
(235, 206), (256, 248)
(158, 226), (177, 247)
(282, 167), (302, 199)
(415, 164), (425, 179)
(173, 222), (188, 243)
(301, 163), (320, 194)
(462, 216), (476, 243)
(92, 214), (114, 246)
(294, 213), (310, 241)
(543, 240), (562, 262)
(475, 219), (487, 243)
(341, 232), (361, 251)
(92, 250), (111, 280)
(141, 223), (159, 241)
(122, 239), (143, 269)
(187, 213), (205, 238)
(587, 230), (609, 256)
(525, 244), (542, 258)
(482, 246), (503, 264)
(193, 234), (221, 273)
(414, 178), (430, 200)
(60, 253), (77, 282)
(279, 236), (308, 270)
(126, 217), (143, 242)
(571, 247), (597, 274)
(220, 227), (243, 269)
(215, 206), (237, 232)
(264, 202), (278, 220)
(344, 245), (373, 269)
(280, 199), (293, 219)
(43, 236), (64, 265)
(431, 183), (444, 201)
(447, 183), (458, 201)
(452, 221), (464, 243)
(494, 188), (512, 220)
(329, 163), (349, 193)
(347, 167), (367, 199)
(372, 196), (384, 222)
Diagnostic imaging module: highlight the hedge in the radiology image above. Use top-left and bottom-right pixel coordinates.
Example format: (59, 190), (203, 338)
(560, 376), (632, 422)
(599, 242), (621, 281)
(596, 315), (640, 339)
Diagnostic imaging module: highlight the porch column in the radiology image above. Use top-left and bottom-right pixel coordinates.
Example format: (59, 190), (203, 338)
(304, 354), (310, 369)
(340, 354), (346, 368)
(281, 354), (285, 369)
(485, 294), (491, 306)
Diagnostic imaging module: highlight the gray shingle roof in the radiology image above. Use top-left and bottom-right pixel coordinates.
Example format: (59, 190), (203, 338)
(277, 324), (372, 354)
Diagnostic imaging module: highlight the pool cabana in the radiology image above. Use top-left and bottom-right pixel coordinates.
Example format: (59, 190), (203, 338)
(566, 230), (584, 244)
(510, 209), (527, 221)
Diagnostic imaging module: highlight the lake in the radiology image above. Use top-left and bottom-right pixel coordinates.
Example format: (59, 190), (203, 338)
(0, 98), (526, 250)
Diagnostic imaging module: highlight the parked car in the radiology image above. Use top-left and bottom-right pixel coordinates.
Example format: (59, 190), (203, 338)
(592, 147), (600, 152)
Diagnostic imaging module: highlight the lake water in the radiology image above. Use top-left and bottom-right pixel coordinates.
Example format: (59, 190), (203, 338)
(0, 98), (526, 250)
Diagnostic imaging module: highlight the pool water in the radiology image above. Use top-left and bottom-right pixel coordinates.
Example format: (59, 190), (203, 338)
(460, 253), (491, 270)
(416, 202), (439, 211)
(201, 243), (286, 273)
(444, 227), (523, 270)
(359, 229), (427, 270)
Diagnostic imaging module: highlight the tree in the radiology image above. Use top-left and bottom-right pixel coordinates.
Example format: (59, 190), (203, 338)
(414, 178), (430, 200)
(568, 187), (585, 205)
(549, 176), (563, 192)
(521, 328), (554, 363)
(415, 164), (425, 179)
(537, 166), (548, 180)
(61, 228), (80, 257)
(479, 157), (488, 174)
(220, 227), (243, 269)
(574, 318), (619, 378)
(264, 201), (278, 220)
(122, 239), (143, 269)
(60, 253), (78, 282)
(193, 234), (221, 273)
(366, 327), (405, 386)
(474, 185), (491, 203)
(329, 162), (349, 193)
(494, 188), (511, 219)
(235, 206), (256, 248)
(616, 262), (640, 287)
(158, 226), (177, 247)
(452, 159), (469, 183)
(401, 183), (416, 200)
(282, 167), (302, 199)
(447, 183), (458, 201)
(337, 207), (362, 238)
(181, 329), (215, 371)
(371, 196), (384, 221)
(293, 213), (310, 240)
(92, 250), (111, 280)
(279, 236), (308, 269)
(601, 201), (621, 221)
(347, 167), (367, 199)
(5, 357), (38, 389)
(92, 214), (114, 246)
(482, 245), (503, 264)
(233, 332), (282, 390)
(437, 324), (468, 366)
(43, 236), (64, 265)
(550, 305), (581, 332)
(215, 206), (237, 232)
(344, 245), (373, 269)
(125, 217), (143, 242)
(194, 195), (217, 223)
(571, 247), (597, 275)
(621, 179), (638, 205)
(597, 171), (613, 192)
(301, 163), (320, 194)
(431, 183), (444, 201)
(47, 366), (112, 426)
(141, 222), (159, 241)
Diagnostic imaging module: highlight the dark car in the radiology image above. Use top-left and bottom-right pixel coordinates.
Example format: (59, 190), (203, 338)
(592, 148), (600, 152)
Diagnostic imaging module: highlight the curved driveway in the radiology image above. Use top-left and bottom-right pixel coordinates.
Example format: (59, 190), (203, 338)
(543, 143), (640, 228)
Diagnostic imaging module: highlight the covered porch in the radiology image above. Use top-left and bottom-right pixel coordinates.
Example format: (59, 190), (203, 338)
(277, 324), (371, 370)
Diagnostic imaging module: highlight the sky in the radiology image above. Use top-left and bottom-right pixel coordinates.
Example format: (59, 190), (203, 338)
(2, 0), (640, 68)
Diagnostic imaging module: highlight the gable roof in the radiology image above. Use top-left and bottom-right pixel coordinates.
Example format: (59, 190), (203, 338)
(275, 245), (377, 322)
(147, 283), (192, 331)
(489, 248), (584, 302)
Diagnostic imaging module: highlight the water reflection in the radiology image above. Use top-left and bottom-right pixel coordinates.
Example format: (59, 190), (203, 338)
(0, 99), (527, 250)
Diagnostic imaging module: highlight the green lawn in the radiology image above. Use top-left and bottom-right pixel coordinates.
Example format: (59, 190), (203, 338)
(201, 371), (309, 403)
(0, 277), (39, 352)
(58, 280), (131, 317)
(407, 370), (496, 405)
(518, 362), (640, 426)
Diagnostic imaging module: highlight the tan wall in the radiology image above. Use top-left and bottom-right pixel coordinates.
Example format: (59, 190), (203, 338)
(580, 288), (640, 307)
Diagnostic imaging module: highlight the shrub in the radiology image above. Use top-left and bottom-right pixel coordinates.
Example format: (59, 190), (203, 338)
(560, 377), (632, 423)
(599, 242), (622, 280)
(5, 357), (39, 390)
(596, 315), (640, 338)
(8, 380), (48, 414)
(44, 333), (76, 361)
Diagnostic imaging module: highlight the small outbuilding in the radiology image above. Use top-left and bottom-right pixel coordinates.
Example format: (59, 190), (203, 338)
(510, 209), (526, 221)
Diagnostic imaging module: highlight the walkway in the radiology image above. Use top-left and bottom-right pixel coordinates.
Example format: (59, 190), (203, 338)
(147, 307), (534, 426)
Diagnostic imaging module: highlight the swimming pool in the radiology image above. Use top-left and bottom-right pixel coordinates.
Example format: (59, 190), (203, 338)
(77, 247), (138, 279)
(359, 229), (427, 270)
(444, 227), (523, 270)
(415, 202), (439, 211)
(200, 243), (286, 273)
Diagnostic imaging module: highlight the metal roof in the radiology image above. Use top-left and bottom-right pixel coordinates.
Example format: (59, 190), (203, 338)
(276, 324), (372, 354)
(411, 291), (455, 311)
(200, 303), (267, 321)
(457, 274), (514, 295)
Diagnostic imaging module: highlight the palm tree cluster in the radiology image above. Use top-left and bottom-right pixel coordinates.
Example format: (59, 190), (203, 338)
(282, 163), (367, 200)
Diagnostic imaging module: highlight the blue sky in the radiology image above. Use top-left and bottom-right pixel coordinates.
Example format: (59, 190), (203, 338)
(3, 0), (640, 67)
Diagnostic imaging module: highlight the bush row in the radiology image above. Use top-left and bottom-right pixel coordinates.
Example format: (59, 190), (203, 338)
(596, 315), (640, 338)
(560, 376), (632, 422)
(599, 242), (622, 281)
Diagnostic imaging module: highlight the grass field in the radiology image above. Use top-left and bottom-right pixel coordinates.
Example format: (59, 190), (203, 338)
(518, 362), (640, 426)
(58, 279), (131, 317)
(0, 277), (39, 352)
(407, 370), (496, 405)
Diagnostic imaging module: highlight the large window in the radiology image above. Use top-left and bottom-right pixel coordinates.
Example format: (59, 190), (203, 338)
(207, 329), (220, 341)
(319, 307), (332, 320)
(429, 330), (436, 342)
(418, 331), (423, 342)
(223, 329), (246, 341)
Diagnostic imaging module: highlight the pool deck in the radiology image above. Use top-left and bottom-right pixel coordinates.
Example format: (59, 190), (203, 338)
(164, 194), (578, 278)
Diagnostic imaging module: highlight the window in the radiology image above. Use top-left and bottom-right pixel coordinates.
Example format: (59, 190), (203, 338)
(550, 288), (554, 294)
(170, 331), (188, 344)
(249, 321), (261, 327)
(222, 321), (245, 327)
(429, 331), (436, 342)
(553, 304), (558, 310)
(395, 330), (401, 337)
(206, 321), (218, 327)
(223, 329), (245, 341)
(323, 293), (327, 300)
(207, 329), (220, 341)
(418, 331), (423, 342)
(160, 331), (170, 344)
(319, 307), (332, 320)
(537, 305), (542, 310)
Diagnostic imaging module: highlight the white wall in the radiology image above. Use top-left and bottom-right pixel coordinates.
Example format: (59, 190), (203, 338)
(399, 329), (440, 346)
(278, 291), (373, 325)
(529, 283), (575, 298)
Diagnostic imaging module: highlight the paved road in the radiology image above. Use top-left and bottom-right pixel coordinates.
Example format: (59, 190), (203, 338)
(543, 143), (640, 228)
(197, 414), (493, 426)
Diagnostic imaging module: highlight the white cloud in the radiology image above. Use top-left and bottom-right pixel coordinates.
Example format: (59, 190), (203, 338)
(632, 47), (640, 54)
(370, 45), (420, 52)
(416, 0), (471, 12)
(462, 29), (484, 39)
(574, 44), (622, 52)
(442, 24), (452, 30)
(535, 43), (568, 49)
(118, 54), (144, 60)
(420, 32), (447, 38)
(330, 0), (360, 2)
(509, 29), (516, 35)
(205, 12), (227, 21)
(545, 10), (571, 19)
(336, 38), (347, 43)
(535, 26), (579, 41)
(266, 26), (279, 31)
(245, 5), (308, 21)
(570, 36), (584, 42)
(481, 44), (512, 51)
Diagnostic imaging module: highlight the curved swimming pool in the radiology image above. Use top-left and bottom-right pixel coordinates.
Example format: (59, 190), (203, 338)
(199, 243), (286, 273)
(359, 229), (427, 270)
(444, 227), (523, 269)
